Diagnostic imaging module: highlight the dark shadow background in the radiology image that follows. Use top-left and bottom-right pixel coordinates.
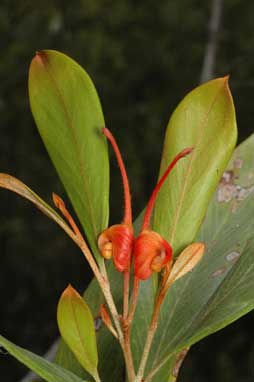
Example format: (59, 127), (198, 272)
(0, 0), (253, 381)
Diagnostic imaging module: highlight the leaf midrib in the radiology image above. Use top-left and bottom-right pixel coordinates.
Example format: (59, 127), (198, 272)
(39, 56), (98, 240)
(69, 294), (96, 373)
(169, 78), (228, 248)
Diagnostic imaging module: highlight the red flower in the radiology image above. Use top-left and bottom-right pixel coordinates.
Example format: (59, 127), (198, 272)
(134, 230), (172, 280)
(133, 148), (193, 280)
(98, 127), (193, 279)
(98, 223), (133, 272)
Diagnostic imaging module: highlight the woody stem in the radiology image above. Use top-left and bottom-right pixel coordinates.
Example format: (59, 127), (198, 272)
(52, 194), (136, 379)
(76, 238), (123, 339)
(78, 242), (136, 381)
(121, 276), (140, 381)
(53, 197), (124, 343)
(123, 270), (130, 319)
(122, 273), (139, 380)
(123, 328), (136, 382)
(135, 288), (166, 382)
(75, 232), (136, 380)
(127, 276), (140, 324)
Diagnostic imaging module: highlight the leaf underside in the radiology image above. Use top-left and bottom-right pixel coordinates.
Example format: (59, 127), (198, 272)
(132, 134), (254, 381)
(0, 334), (90, 382)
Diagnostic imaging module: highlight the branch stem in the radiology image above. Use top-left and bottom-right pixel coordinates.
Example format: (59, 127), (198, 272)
(53, 202), (124, 341)
(123, 327), (136, 382)
(127, 276), (139, 324)
(123, 270), (130, 319)
(78, 234), (137, 381)
(53, 193), (137, 380)
(135, 290), (165, 382)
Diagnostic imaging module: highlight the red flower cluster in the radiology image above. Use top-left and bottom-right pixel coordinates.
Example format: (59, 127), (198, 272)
(98, 128), (192, 280)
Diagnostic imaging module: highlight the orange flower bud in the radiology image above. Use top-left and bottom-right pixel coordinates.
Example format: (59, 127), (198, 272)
(134, 230), (172, 280)
(98, 224), (134, 272)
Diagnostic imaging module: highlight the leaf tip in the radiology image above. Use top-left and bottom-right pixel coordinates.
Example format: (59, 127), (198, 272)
(195, 241), (205, 252)
(211, 75), (231, 92)
(34, 50), (48, 65)
(219, 75), (234, 96)
(222, 75), (231, 93)
(165, 241), (205, 289)
(62, 283), (76, 298)
(52, 192), (65, 210)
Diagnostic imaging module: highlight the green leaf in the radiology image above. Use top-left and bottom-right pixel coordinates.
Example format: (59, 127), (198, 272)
(153, 77), (237, 254)
(132, 134), (254, 381)
(57, 284), (99, 381)
(0, 334), (90, 382)
(55, 264), (125, 382)
(145, 350), (189, 382)
(29, 50), (109, 261)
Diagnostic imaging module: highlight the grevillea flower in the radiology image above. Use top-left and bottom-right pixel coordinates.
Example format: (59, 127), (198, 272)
(134, 148), (193, 280)
(98, 128), (134, 272)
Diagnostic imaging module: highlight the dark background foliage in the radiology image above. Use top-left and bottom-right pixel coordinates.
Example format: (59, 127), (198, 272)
(0, 0), (253, 381)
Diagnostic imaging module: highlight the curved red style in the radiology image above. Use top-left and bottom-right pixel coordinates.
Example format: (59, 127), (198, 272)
(133, 148), (193, 280)
(98, 128), (134, 272)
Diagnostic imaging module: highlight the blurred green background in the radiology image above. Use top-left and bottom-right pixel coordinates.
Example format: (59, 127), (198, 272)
(0, 0), (253, 381)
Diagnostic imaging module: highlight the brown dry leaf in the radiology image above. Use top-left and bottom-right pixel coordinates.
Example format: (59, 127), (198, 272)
(0, 173), (76, 242)
(165, 242), (205, 289)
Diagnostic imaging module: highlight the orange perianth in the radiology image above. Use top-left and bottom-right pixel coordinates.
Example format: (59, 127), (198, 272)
(141, 147), (193, 230)
(102, 127), (132, 225)
(98, 224), (134, 272)
(133, 230), (172, 280)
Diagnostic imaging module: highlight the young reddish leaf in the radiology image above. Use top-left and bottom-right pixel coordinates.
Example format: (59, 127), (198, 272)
(29, 50), (109, 262)
(57, 285), (99, 381)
